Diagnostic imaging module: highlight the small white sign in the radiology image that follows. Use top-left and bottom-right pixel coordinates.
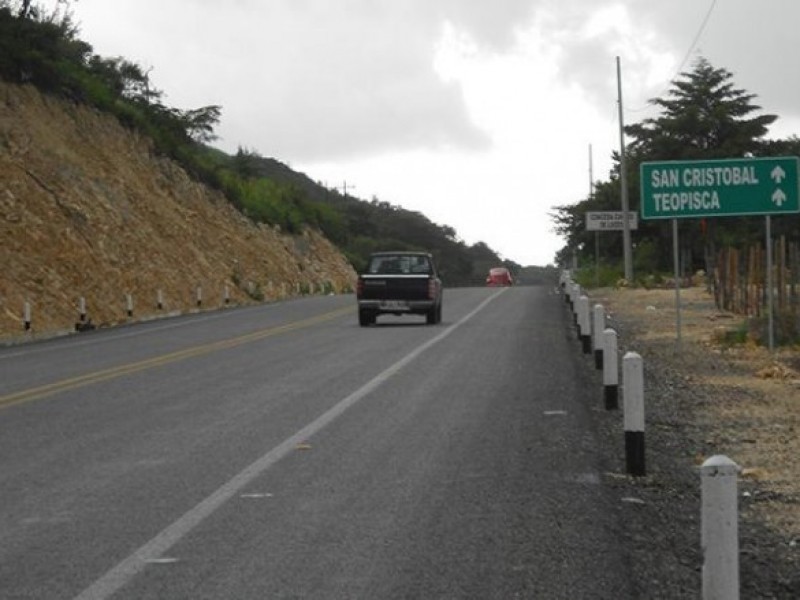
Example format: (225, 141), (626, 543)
(585, 211), (638, 231)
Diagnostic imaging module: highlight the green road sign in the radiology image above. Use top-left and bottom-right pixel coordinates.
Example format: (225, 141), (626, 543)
(640, 156), (800, 219)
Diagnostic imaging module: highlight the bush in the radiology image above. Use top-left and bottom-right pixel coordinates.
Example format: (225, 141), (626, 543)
(712, 320), (749, 347)
(745, 311), (800, 347)
(572, 263), (624, 289)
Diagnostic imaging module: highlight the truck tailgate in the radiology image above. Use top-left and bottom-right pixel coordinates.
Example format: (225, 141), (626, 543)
(359, 275), (430, 300)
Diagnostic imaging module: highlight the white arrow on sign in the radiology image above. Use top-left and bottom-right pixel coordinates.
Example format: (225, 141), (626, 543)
(771, 165), (786, 183)
(772, 188), (787, 206)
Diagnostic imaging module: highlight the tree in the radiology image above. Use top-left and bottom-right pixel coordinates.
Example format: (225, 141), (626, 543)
(626, 57), (776, 161)
(11, 0), (77, 22)
(178, 105), (222, 143)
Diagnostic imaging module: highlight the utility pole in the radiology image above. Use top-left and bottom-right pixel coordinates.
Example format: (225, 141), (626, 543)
(333, 181), (355, 199)
(617, 56), (633, 282)
(590, 144), (599, 288)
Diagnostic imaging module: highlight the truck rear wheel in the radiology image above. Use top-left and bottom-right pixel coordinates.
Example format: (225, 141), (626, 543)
(426, 307), (437, 325)
(359, 309), (375, 327)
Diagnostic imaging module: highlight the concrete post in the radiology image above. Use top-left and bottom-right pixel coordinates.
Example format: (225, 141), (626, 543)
(623, 351), (645, 476)
(126, 294), (133, 318)
(79, 296), (86, 322)
(593, 304), (605, 369)
(702, 455), (740, 600)
(196, 286), (203, 308)
(602, 328), (619, 409)
(577, 295), (591, 353)
(23, 301), (31, 331)
(571, 283), (581, 319)
(224, 284), (230, 305)
(157, 289), (164, 310)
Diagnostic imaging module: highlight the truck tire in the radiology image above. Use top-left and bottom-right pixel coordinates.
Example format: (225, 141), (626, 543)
(359, 309), (374, 327)
(426, 307), (437, 325)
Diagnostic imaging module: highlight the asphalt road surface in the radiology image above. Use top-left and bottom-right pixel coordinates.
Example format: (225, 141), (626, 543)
(0, 286), (634, 599)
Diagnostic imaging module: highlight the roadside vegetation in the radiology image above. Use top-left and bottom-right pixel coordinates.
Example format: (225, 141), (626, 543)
(552, 57), (800, 343)
(552, 57), (800, 281)
(0, 1), (521, 285)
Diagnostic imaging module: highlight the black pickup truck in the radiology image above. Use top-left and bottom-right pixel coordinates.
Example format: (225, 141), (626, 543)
(356, 251), (443, 326)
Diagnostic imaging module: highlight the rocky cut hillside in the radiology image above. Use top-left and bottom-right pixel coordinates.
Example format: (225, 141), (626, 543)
(0, 81), (356, 341)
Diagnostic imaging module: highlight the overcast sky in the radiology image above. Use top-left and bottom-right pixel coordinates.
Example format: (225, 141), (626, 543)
(65, 0), (800, 266)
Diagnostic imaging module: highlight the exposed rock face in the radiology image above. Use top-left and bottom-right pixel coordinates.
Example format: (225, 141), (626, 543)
(0, 82), (356, 341)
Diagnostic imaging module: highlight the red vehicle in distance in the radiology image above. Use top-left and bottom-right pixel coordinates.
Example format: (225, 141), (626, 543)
(486, 267), (513, 286)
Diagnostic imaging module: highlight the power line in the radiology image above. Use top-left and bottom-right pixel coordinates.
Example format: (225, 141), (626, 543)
(673, 0), (718, 80)
(626, 0), (718, 114)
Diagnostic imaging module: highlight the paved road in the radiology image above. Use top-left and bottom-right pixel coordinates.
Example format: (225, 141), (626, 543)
(0, 286), (633, 599)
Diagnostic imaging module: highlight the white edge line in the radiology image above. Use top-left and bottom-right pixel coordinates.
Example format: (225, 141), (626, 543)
(73, 288), (505, 600)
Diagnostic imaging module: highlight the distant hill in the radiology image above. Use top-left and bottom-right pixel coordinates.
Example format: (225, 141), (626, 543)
(205, 148), (523, 285)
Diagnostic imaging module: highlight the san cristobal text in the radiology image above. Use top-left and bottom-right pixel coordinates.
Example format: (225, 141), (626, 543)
(649, 165), (757, 214)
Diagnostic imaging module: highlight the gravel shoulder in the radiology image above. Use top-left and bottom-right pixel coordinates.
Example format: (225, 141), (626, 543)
(572, 284), (800, 599)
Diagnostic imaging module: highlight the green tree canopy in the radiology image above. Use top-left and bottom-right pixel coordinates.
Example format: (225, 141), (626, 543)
(626, 57), (776, 161)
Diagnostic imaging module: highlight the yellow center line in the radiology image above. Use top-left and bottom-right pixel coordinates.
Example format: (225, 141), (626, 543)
(0, 306), (353, 410)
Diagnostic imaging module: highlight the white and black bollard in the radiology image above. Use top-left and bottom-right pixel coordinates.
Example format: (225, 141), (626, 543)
(593, 304), (605, 369)
(23, 301), (31, 331)
(563, 275), (572, 304)
(126, 294), (134, 318)
(577, 295), (591, 353)
(157, 289), (164, 310)
(224, 284), (230, 305)
(602, 328), (619, 410)
(571, 283), (581, 319)
(78, 296), (87, 323)
(196, 286), (203, 308)
(701, 455), (740, 600)
(623, 351), (645, 476)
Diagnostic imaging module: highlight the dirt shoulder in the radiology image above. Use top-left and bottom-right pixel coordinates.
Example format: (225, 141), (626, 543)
(576, 284), (799, 598)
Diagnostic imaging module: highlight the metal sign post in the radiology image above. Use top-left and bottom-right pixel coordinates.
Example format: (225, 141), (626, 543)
(585, 211), (638, 288)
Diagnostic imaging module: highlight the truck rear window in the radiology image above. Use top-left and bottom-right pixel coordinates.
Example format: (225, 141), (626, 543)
(368, 255), (431, 275)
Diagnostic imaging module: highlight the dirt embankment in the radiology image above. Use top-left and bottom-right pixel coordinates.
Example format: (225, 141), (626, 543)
(0, 82), (356, 342)
(585, 284), (799, 598)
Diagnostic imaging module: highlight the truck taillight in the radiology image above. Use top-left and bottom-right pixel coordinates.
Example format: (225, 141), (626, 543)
(428, 279), (436, 299)
(357, 278), (364, 297)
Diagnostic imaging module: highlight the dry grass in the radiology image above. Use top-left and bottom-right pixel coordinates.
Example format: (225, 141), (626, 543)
(598, 284), (800, 543)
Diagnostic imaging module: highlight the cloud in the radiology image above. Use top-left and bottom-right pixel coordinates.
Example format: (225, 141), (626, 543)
(216, 3), (493, 160)
(74, 0), (567, 162)
(537, 0), (800, 135)
(432, 0), (537, 49)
